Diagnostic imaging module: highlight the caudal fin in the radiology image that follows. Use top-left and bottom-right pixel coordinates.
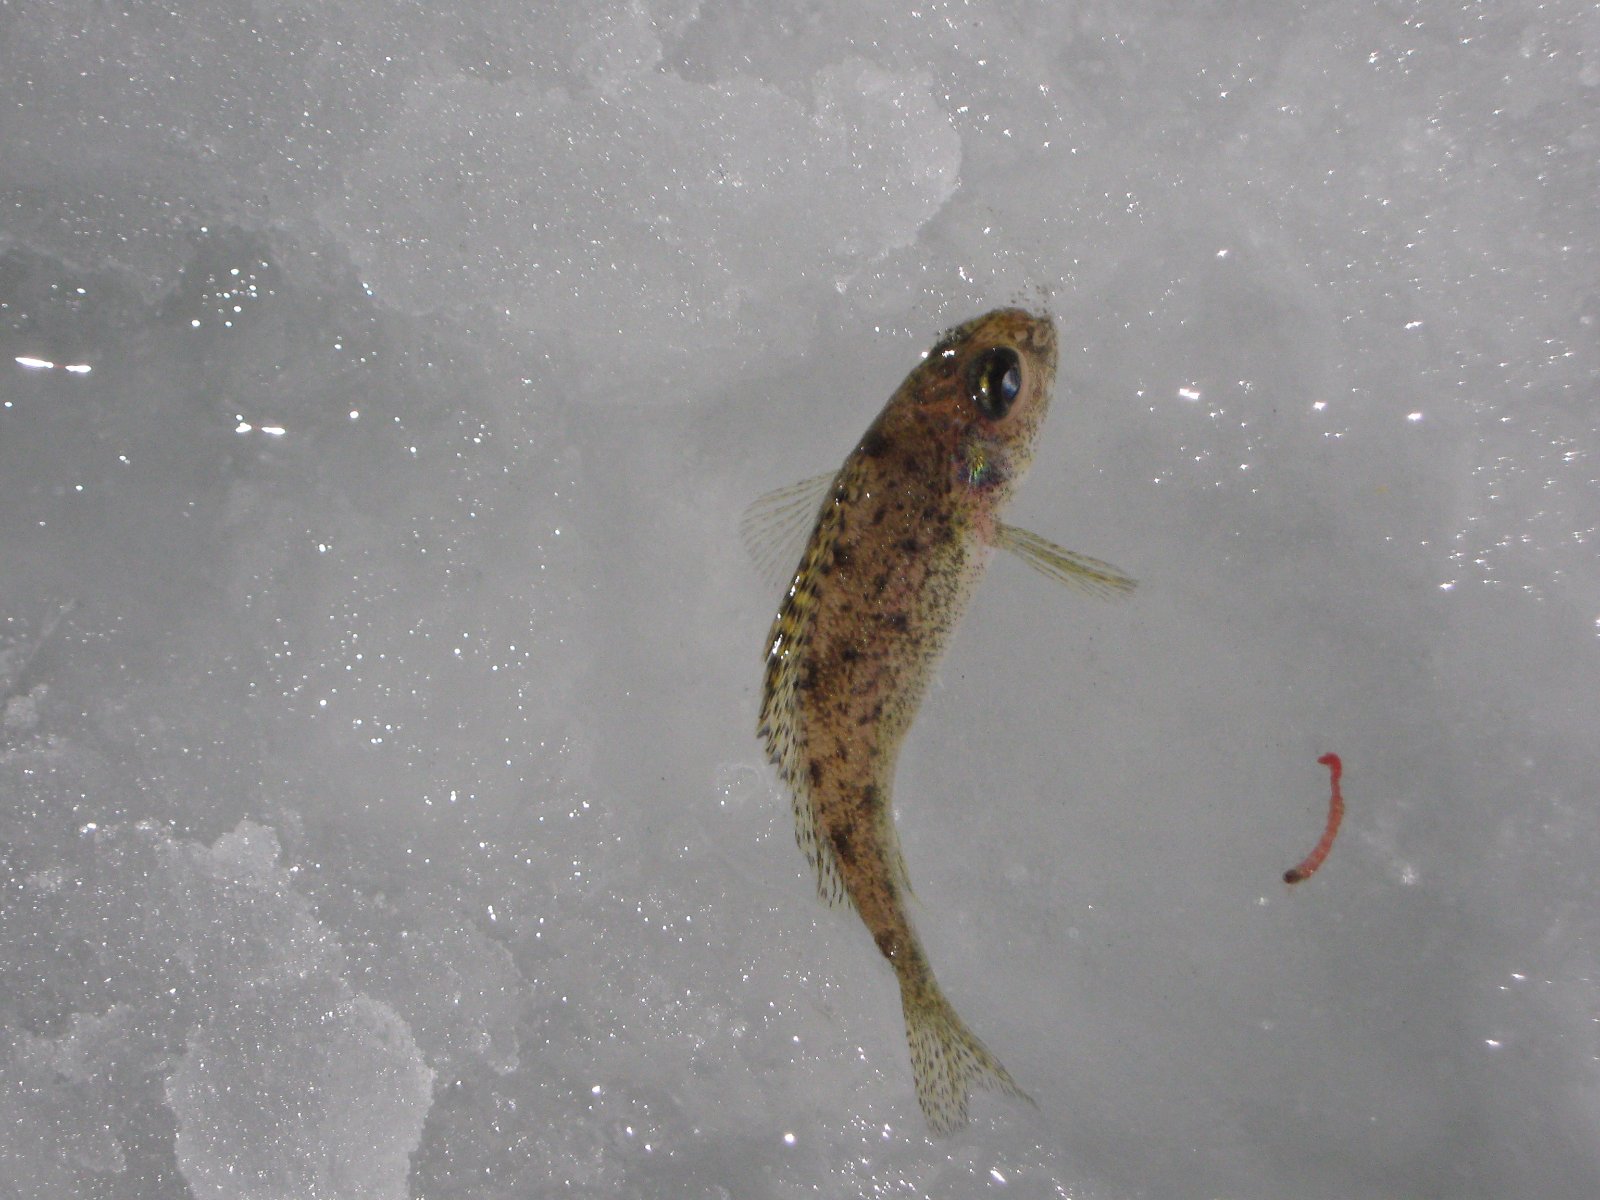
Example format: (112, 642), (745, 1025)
(900, 974), (1032, 1135)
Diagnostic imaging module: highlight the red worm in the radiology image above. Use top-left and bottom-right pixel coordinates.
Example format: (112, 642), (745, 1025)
(1284, 753), (1344, 884)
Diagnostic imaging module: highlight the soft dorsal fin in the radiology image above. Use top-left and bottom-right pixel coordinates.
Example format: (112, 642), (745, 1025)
(788, 775), (854, 911)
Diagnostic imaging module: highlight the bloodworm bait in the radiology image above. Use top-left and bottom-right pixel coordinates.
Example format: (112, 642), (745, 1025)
(1284, 753), (1344, 884)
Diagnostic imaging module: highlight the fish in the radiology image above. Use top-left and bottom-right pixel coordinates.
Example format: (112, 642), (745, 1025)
(744, 307), (1136, 1134)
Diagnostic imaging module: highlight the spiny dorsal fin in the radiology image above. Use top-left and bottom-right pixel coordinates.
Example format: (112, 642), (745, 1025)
(739, 472), (837, 594)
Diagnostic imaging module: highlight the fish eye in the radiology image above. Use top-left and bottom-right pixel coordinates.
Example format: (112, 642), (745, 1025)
(968, 347), (1022, 419)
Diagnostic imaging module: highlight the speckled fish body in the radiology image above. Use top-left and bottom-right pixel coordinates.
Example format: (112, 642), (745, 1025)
(754, 308), (1128, 1134)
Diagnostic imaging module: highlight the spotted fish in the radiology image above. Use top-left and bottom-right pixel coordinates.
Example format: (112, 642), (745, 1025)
(744, 308), (1136, 1134)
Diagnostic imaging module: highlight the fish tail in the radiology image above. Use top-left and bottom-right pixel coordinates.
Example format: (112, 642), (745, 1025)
(898, 970), (1032, 1135)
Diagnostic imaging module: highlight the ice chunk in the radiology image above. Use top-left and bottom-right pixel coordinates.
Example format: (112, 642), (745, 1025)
(3, 2), (963, 394)
(0, 3), (410, 289)
(341, 894), (523, 1076)
(5, 1010), (135, 1183)
(34, 820), (438, 1199)
(167, 983), (432, 1200)
(327, 59), (959, 399)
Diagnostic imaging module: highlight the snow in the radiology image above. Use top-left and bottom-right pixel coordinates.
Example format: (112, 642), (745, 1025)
(2, 1), (1598, 1196)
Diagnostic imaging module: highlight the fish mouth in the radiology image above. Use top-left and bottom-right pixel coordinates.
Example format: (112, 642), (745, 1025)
(983, 307), (1058, 368)
(932, 307), (1058, 364)
(1020, 312), (1058, 364)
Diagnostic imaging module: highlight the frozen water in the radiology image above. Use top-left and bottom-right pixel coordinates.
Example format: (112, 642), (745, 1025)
(1, 0), (1598, 1196)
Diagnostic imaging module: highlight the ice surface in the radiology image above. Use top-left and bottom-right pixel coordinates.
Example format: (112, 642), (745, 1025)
(2, 0), (1598, 1197)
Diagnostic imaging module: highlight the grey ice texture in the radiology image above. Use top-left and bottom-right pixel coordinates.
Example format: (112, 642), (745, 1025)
(0, 1), (1596, 1197)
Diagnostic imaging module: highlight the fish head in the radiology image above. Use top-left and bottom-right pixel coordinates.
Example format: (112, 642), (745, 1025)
(897, 308), (1059, 510)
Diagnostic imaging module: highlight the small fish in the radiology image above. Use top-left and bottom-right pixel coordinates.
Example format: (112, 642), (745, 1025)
(745, 308), (1135, 1134)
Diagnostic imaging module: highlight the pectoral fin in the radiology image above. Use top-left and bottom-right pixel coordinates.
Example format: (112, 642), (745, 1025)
(994, 522), (1137, 600)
